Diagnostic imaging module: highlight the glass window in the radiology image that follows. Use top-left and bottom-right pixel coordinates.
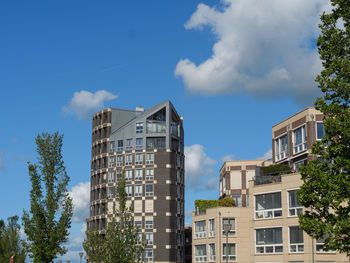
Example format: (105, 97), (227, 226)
(136, 138), (143, 150)
(109, 141), (115, 153)
(108, 171), (114, 183)
(125, 154), (133, 165)
(136, 122), (144, 134)
(134, 220), (142, 228)
(135, 153), (143, 165)
(134, 184), (142, 197)
(255, 192), (282, 219)
(146, 168), (154, 180)
(145, 219), (153, 229)
(222, 218), (235, 235)
(144, 249), (153, 262)
(294, 159), (308, 172)
(135, 169), (143, 181)
(146, 153), (154, 164)
(126, 138), (133, 150)
(256, 227), (283, 254)
(209, 219), (215, 237)
(145, 233), (153, 245)
(317, 122), (325, 140)
(145, 184), (153, 196)
(289, 226), (304, 253)
(146, 137), (166, 149)
(194, 220), (206, 238)
(316, 234), (335, 253)
(125, 185), (132, 197)
(195, 245), (207, 262)
(108, 187), (114, 199)
(222, 244), (236, 262)
(231, 195), (242, 207)
(209, 244), (216, 262)
(288, 190), (302, 216)
(116, 155), (123, 166)
(275, 134), (288, 160)
(108, 156), (115, 168)
(293, 126), (307, 154)
(125, 170), (132, 181)
(117, 140), (123, 151)
(116, 169), (122, 181)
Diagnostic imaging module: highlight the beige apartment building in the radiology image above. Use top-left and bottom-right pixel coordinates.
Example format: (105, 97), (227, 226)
(192, 108), (349, 263)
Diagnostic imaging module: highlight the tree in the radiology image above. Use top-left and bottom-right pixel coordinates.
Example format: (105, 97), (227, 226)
(298, 0), (350, 255)
(0, 216), (26, 263)
(83, 171), (144, 263)
(22, 132), (73, 262)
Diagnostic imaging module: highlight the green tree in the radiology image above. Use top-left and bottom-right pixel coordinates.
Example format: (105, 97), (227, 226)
(298, 0), (350, 254)
(22, 132), (73, 262)
(0, 216), (26, 263)
(83, 172), (144, 263)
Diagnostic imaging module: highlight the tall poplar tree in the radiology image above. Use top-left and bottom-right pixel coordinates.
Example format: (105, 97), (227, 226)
(298, 0), (350, 254)
(83, 172), (144, 263)
(22, 132), (73, 262)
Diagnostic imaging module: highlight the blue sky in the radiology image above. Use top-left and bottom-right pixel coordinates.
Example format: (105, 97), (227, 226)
(0, 0), (330, 262)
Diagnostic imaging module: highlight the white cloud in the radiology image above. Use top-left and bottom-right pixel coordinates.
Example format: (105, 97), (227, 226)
(185, 144), (218, 190)
(69, 182), (90, 223)
(0, 151), (5, 170)
(63, 90), (117, 119)
(175, 0), (330, 105)
(221, 154), (237, 162)
(257, 149), (272, 161)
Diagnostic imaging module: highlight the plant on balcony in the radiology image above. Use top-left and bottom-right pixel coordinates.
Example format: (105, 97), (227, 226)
(260, 164), (291, 176)
(195, 197), (235, 212)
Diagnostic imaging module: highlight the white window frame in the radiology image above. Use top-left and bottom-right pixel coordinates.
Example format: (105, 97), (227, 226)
(135, 153), (143, 165)
(209, 243), (216, 262)
(275, 134), (288, 161)
(194, 220), (206, 239)
(145, 219), (153, 229)
(145, 184), (153, 196)
(195, 245), (207, 262)
(145, 233), (153, 245)
(209, 219), (215, 237)
(255, 227), (283, 254)
(125, 170), (132, 181)
(117, 139), (123, 151)
(146, 153), (154, 164)
(254, 191), (282, 220)
(222, 243), (236, 262)
(144, 249), (153, 262)
(293, 125), (307, 154)
(316, 122), (325, 141)
(146, 168), (154, 180)
(287, 189), (303, 217)
(288, 226), (304, 253)
(126, 138), (133, 150)
(109, 141), (115, 153)
(108, 156), (115, 168)
(116, 155), (123, 167)
(222, 218), (236, 236)
(108, 171), (114, 183)
(134, 184), (143, 197)
(125, 154), (133, 166)
(136, 122), (144, 134)
(135, 169), (143, 181)
(125, 185), (132, 197)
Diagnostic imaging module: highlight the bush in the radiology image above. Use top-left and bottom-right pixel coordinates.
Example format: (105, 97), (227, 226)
(260, 164), (291, 175)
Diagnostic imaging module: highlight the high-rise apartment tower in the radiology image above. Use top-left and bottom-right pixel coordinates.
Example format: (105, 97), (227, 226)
(89, 100), (185, 263)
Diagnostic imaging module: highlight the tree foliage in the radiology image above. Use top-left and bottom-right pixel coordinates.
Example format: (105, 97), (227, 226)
(298, 0), (350, 255)
(0, 216), (26, 263)
(22, 132), (73, 262)
(83, 172), (144, 263)
(218, 197), (236, 207)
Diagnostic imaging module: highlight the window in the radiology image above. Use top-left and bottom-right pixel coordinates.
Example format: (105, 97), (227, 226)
(135, 169), (143, 181)
(316, 122), (325, 140)
(194, 220), (206, 238)
(195, 245), (207, 262)
(108, 156), (115, 168)
(146, 153), (154, 164)
(126, 138), (133, 150)
(145, 219), (153, 229)
(289, 226), (304, 253)
(108, 171), (114, 183)
(222, 218), (235, 236)
(134, 184), (143, 197)
(209, 219), (215, 237)
(146, 137), (166, 149)
(137, 233), (142, 245)
(144, 249), (153, 262)
(116, 155), (123, 166)
(125, 170), (132, 181)
(116, 169), (122, 181)
(294, 159), (307, 172)
(134, 220), (142, 228)
(108, 187), (114, 199)
(288, 190), (302, 216)
(293, 125), (307, 154)
(117, 140), (123, 151)
(125, 154), (133, 166)
(109, 141), (115, 153)
(145, 184), (153, 196)
(145, 233), (153, 245)
(255, 192), (282, 219)
(222, 244), (236, 262)
(136, 122), (144, 134)
(125, 185), (132, 197)
(209, 244), (215, 262)
(231, 195), (242, 207)
(316, 234), (335, 253)
(136, 138), (143, 150)
(256, 227), (283, 254)
(135, 153), (143, 165)
(275, 135), (288, 160)
(146, 168), (154, 180)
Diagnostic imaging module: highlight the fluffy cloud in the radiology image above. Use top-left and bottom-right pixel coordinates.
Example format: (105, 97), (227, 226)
(258, 149), (273, 161)
(221, 154), (237, 162)
(175, 0), (330, 105)
(69, 182), (90, 223)
(185, 144), (218, 190)
(63, 90), (117, 119)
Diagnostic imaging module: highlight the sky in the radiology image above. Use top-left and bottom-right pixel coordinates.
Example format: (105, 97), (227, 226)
(0, 0), (330, 262)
